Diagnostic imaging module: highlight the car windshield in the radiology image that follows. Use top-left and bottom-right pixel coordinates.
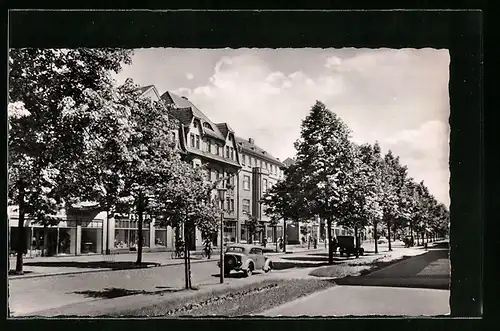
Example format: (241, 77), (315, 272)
(226, 246), (245, 253)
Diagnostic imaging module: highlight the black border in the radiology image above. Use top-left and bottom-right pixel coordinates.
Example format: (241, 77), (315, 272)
(4, 5), (488, 331)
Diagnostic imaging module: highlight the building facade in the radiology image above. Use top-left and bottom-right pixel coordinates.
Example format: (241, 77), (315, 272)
(8, 86), (295, 256)
(235, 137), (285, 245)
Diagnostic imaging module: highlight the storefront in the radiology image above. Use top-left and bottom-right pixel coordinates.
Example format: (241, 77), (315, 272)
(9, 218), (102, 257)
(224, 221), (237, 244)
(114, 217), (150, 250)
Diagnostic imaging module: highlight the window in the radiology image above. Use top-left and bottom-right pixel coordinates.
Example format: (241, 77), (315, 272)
(242, 199), (250, 213)
(215, 169), (219, 180)
(263, 178), (268, 193)
(253, 157), (257, 167)
(203, 122), (213, 130)
(243, 175), (250, 190)
(270, 164), (273, 173)
(259, 160), (262, 168)
(249, 248), (262, 255)
(249, 157), (253, 167)
(208, 141), (212, 153)
(265, 162), (268, 169)
(194, 121), (198, 128)
(190, 133), (195, 147)
(226, 146), (230, 158)
(242, 154), (246, 165)
(230, 199), (235, 211)
(230, 147), (234, 160)
(196, 135), (200, 149)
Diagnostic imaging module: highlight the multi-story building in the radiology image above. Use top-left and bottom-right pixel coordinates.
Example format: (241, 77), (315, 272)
(7, 86), (289, 257)
(235, 137), (285, 244)
(160, 91), (242, 250)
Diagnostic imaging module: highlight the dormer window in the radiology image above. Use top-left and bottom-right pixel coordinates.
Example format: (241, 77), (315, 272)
(203, 122), (213, 131)
(193, 121), (198, 129)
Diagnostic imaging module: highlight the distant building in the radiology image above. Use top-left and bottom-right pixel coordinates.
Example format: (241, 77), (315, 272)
(235, 136), (285, 245)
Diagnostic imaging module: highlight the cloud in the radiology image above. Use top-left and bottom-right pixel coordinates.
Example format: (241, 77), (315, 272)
(171, 54), (346, 163)
(186, 73), (194, 80)
(381, 120), (450, 205)
(119, 48), (450, 205)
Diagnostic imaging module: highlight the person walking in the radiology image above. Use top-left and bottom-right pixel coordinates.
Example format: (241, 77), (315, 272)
(203, 237), (212, 259)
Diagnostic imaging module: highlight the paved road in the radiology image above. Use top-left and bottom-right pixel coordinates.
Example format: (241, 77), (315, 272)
(9, 251), (323, 316)
(262, 244), (450, 316)
(261, 285), (450, 316)
(335, 243), (450, 289)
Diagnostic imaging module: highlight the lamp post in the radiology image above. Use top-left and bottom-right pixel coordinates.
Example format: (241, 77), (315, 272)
(217, 187), (227, 284)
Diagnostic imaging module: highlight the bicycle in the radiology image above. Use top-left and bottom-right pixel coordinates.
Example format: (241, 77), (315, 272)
(201, 246), (212, 259)
(171, 247), (185, 259)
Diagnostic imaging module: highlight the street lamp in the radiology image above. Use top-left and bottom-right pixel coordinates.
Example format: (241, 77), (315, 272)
(217, 187), (227, 284)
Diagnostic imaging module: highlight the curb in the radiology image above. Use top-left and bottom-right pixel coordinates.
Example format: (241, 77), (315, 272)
(9, 248), (327, 280)
(8, 258), (216, 280)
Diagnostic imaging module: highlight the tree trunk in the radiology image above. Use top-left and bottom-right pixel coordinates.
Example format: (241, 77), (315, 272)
(410, 223), (414, 246)
(327, 218), (333, 264)
(283, 220), (287, 253)
(184, 222), (189, 289)
(136, 194), (144, 265)
(274, 225), (278, 253)
(15, 181), (26, 274)
(374, 220), (378, 254)
(354, 225), (359, 258)
(387, 218), (392, 251)
(106, 208), (114, 255)
(186, 224), (192, 289)
(42, 225), (48, 257)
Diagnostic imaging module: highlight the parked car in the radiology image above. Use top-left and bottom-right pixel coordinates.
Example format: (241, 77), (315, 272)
(337, 235), (364, 257)
(377, 236), (388, 244)
(217, 244), (273, 277)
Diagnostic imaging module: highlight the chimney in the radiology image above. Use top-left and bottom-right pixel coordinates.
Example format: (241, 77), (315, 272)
(248, 138), (254, 144)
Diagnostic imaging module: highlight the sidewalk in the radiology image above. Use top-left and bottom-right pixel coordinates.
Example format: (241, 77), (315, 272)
(9, 245), (326, 279)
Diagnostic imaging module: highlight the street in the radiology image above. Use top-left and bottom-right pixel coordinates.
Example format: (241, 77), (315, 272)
(9, 248), (323, 316)
(261, 243), (450, 316)
(9, 241), (448, 317)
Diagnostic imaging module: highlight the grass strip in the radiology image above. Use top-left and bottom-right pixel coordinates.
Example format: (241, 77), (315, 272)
(113, 278), (334, 317)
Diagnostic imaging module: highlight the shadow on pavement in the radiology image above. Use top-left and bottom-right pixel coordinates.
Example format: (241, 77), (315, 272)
(8, 270), (34, 276)
(23, 261), (161, 270)
(72, 287), (183, 299)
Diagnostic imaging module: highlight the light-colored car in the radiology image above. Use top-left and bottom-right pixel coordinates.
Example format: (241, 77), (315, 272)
(377, 236), (388, 244)
(217, 244), (273, 277)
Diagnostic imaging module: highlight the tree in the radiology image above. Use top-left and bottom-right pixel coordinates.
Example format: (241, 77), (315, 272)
(8, 48), (133, 274)
(289, 101), (356, 264)
(263, 162), (310, 253)
(153, 159), (220, 289)
(340, 143), (384, 257)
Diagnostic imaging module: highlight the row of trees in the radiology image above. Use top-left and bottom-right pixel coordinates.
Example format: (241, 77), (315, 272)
(8, 49), (222, 288)
(263, 101), (450, 264)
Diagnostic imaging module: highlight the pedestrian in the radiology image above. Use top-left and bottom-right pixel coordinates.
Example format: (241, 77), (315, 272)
(278, 237), (283, 250)
(262, 237), (267, 248)
(203, 237), (212, 259)
(308, 236), (311, 250)
(314, 236), (317, 249)
(332, 236), (338, 256)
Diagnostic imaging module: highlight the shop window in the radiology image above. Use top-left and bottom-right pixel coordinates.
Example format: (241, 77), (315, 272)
(154, 229), (167, 247)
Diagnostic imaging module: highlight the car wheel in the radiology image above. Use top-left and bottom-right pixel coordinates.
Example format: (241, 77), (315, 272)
(244, 263), (254, 277)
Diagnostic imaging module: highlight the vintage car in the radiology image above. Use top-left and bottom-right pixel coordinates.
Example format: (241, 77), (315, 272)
(217, 244), (273, 277)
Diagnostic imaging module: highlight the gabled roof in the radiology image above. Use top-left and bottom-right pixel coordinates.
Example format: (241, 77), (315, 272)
(135, 85), (155, 95)
(161, 91), (226, 141)
(215, 122), (235, 139)
(235, 136), (284, 167)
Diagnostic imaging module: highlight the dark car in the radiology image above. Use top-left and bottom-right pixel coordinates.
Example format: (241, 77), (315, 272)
(217, 244), (273, 277)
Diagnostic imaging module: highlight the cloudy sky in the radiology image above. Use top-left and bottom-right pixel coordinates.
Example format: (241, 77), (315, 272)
(114, 48), (450, 206)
